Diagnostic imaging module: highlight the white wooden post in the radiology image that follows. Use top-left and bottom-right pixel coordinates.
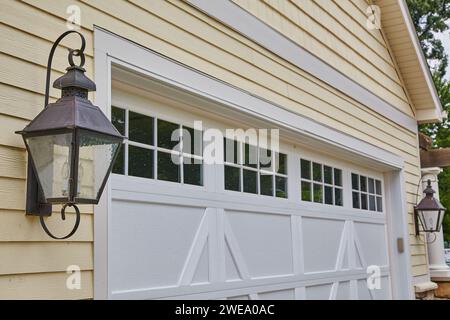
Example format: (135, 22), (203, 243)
(421, 168), (450, 281)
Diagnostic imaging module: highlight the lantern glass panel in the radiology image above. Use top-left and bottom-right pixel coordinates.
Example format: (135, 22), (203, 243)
(26, 133), (73, 201)
(77, 130), (121, 201)
(418, 209), (442, 232)
(438, 210), (445, 232)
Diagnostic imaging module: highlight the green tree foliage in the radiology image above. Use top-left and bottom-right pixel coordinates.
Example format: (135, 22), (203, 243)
(407, 0), (450, 76)
(406, 0), (450, 242)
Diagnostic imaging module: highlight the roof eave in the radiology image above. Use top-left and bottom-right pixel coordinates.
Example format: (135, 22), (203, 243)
(397, 0), (444, 123)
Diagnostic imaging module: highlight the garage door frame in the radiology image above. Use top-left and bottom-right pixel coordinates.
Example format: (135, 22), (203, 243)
(93, 27), (414, 299)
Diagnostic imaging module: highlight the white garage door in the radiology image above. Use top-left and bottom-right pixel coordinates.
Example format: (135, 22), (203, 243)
(106, 88), (392, 300)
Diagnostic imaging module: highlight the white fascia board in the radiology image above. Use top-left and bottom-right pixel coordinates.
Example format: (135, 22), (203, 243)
(186, 0), (418, 133)
(416, 108), (446, 124)
(397, 0), (444, 121)
(94, 27), (404, 169)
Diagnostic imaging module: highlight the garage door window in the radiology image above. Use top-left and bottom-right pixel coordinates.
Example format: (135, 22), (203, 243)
(300, 159), (343, 206)
(224, 138), (287, 198)
(111, 106), (203, 186)
(351, 173), (383, 212)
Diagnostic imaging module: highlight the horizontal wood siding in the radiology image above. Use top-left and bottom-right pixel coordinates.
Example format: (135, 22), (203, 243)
(0, 271), (93, 299)
(0, 0), (95, 299)
(0, 0), (426, 299)
(232, 0), (414, 117)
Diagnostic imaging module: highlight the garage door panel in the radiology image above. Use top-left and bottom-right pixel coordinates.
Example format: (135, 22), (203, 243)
(225, 210), (293, 278)
(377, 277), (391, 299)
(357, 276), (391, 300)
(228, 295), (250, 300)
(354, 222), (389, 267)
(191, 242), (209, 285)
(110, 200), (206, 292)
(109, 200), (392, 299)
(336, 281), (350, 300)
(258, 289), (295, 299)
(305, 283), (333, 299)
(225, 240), (241, 281)
(302, 218), (345, 273)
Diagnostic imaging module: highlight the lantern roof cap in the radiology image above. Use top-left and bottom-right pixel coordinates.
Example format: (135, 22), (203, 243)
(416, 195), (446, 211)
(16, 96), (124, 139)
(53, 66), (96, 92)
(416, 180), (445, 211)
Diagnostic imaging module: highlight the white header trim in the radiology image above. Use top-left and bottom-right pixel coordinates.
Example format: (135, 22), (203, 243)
(186, 0), (418, 133)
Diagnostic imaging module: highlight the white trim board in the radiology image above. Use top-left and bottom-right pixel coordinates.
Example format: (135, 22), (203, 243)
(186, 0), (418, 133)
(93, 27), (413, 299)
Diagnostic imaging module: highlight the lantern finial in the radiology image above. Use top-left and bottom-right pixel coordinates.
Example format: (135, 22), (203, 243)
(423, 179), (435, 196)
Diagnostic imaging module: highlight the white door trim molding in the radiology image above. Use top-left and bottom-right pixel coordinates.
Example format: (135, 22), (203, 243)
(93, 27), (413, 299)
(384, 171), (415, 299)
(186, 0), (418, 134)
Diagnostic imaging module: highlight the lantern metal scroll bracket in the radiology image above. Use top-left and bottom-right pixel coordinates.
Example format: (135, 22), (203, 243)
(26, 30), (86, 238)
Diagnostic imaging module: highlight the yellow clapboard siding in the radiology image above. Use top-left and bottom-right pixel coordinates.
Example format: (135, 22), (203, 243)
(52, 0), (422, 165)
(315, 0), (392, 63)
(0, 177), (25, 211)
(409, 234), (427, 246)
(406, 193), (421, 205)
(408, 224), (419, 236)
(333, 0), (386, 45)
(0, 114), (27, 149)
(407, 212), (416, 224)
(0, 145), (26, 179)
(0, 242), (93, 275)
(409, 244), (426, 256)
(134, 0), (419, 154)
(29, 1), (420, 161)
(405, 164), (421, 177)
(405, 181), (423, 196)
(169, 0), (416, 142)
(233, 0), (413, 116)
(0, 271), (93, 299)
(0, 177), (93, 213)
(0, 82), (50, 121)
(32, 0), (418, 155)
(0, 22), (94, 78)
(0, 0), (94, 56)
(315, 0), (415, 115)
(274, 0), (406, 97)
(5, 0), (418, 175)
(350, 0), (370, 10)
(52, 203), (94, 215)
(24, 0), (422, 169)
(286, 84), (419, 159)
(0, 210), (93, 242)
(0, 52), (64, 99)
(410, 254), (428, 267)
(412, 265), (429, 276)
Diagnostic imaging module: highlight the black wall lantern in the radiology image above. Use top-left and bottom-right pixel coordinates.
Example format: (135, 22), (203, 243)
(16, 31), (124, 239)
(414, 179), (446, 236)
